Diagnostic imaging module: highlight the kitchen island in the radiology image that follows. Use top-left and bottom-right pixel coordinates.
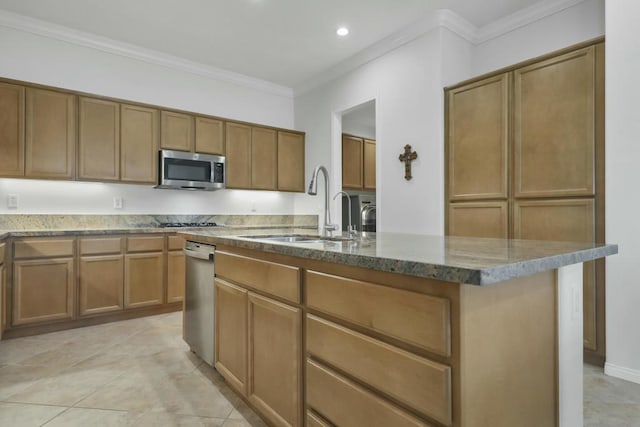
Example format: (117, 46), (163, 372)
(181, 229), (617, 427)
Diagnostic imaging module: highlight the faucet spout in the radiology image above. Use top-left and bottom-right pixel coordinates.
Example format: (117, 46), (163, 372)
(333, 191), (357, 236)
(308, 165), (338, 236)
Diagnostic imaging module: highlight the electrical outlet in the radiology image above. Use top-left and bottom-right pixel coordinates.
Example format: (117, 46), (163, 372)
(7, 194), (18, 209)
(113, 197), (123, 209)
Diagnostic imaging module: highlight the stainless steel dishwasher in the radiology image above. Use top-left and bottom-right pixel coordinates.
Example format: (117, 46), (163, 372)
(183, 240), (216, 366)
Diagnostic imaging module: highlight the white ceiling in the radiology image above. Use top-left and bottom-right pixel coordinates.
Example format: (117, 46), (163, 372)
(0, 0), (545, 88)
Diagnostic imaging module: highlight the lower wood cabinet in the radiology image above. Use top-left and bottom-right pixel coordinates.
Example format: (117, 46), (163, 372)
(124, 252), (164, 308)
(215, 278), (248, 393)
(215, 274), (302, 427)
(248, 292), (302, 427)
(167, 250), (185, 303)
(79, 255), (124, 316)
(12, 258), (75, 326)
(306, 359), (430, 427)
(0, 264), (5, 338)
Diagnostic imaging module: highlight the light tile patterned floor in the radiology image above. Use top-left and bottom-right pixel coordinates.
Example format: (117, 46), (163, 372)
(0, 312), (265, 426)
(1, 312), (639, 426)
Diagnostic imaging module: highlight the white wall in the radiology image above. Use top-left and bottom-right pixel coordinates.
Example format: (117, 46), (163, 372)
(294, 28), (472, 234)
(0, 25), (297, 214)
(604, 0), (640, 384)
(472, 0), (605, 75)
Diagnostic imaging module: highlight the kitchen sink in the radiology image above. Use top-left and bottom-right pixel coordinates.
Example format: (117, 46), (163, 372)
(238, 234), (354, 244)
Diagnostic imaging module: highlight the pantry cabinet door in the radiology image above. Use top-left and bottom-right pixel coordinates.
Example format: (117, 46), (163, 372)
(447, 74), (509, 201)
(514, 47), (595, 198)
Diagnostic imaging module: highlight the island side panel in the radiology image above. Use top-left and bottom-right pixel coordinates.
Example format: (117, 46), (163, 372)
(458, 270), (557, 427)
(556, 263), (584, 427)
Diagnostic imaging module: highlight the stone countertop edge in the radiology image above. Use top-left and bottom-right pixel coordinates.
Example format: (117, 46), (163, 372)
(180, 232), (618, 286)
(0, 225), (316, 239)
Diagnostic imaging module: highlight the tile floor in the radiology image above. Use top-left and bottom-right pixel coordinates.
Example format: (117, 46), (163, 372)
(0, 312), (639, 426)
(0, 312), (266, 426)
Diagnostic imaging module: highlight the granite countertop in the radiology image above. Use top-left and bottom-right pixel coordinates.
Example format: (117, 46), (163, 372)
(180, 229), (618, 286)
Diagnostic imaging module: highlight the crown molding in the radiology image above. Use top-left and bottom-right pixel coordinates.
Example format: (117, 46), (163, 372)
(475, 0), (589, 43)
(294, 9), (473, 96)
(295, 0), (590, 95)
(0, 9), (294, 98)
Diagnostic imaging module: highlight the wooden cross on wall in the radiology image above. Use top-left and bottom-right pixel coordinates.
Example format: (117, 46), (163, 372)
(398, 144), (418, 180)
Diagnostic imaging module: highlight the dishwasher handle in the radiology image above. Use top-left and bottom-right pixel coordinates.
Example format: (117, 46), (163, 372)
(183, 247), (215, 261)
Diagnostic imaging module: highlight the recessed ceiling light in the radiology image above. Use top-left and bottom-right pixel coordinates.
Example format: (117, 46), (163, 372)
(336, 27), (349, 37)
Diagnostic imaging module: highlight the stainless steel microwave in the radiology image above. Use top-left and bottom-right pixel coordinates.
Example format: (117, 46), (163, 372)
(156, 150), (226, 190)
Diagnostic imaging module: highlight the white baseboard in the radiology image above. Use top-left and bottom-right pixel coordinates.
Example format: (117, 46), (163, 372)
(604, 362), (640, 385)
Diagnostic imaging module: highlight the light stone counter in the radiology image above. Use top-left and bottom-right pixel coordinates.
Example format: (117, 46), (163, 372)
(180, 229), (617, 286)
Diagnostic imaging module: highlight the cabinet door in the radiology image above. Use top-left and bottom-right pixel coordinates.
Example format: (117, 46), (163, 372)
(225, 122), (252, 189)
(448, 201), (508, 238)
(25, 88), (76, 179)
(215, 279), (248, 394)
(121, 104), (159, 184)
(447, 74), (509, 201)
(79, 255), (124, 316)
(363, 139), (376, 190)
(167, 250), (185, 303)
(78, 97), (120, 181)
(0, 83), (25, 177)
(342, 135), (363, 189)
(195, 116), (224, 155)
(0, 264), (5, 339)
(248, 292), (302, 427)
(124, 252), (164, 308)
(251, 127), (277, 190)
(513, 199), (597, 349)
(277, 131), (305, 192)
(13, 258), (75, 326)
(161, 111), (194, 152)
(514, 47), (595, 198)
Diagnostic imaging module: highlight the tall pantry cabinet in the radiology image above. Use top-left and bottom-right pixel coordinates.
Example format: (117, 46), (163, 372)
(445, 39), (606, 364)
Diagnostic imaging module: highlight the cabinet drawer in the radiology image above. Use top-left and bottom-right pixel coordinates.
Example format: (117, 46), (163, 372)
(216, 251), (300, 303)
(0, 242), (5, 263)
(167, 235), (184, 251)
(126, 236), (164, 253)
(307, 359), (432, 427)
(14, 239), (74, 259)
(79, 237), (122, 255)
(306, 271), (451, 356)
(307, 411), (331, 427)
(307, 315), (452, 426)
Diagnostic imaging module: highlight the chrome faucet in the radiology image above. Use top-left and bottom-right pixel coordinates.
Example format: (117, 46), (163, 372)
(308, 165), (338, 236)
(333, 191), (357, 236)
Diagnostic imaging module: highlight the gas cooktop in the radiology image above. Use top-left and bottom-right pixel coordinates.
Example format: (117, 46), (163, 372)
(159, 222), (221, 228)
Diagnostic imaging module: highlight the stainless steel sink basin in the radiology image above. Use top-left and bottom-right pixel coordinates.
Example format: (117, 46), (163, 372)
(238, 234), (354, 244)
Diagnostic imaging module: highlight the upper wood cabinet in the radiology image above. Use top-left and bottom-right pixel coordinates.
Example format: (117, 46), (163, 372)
(78, 97), (120, 181)
(514, 47), (595, 198)
(251, 127), (277, 190)
(225, 122), (252, 189)
(25, 88), (76, 180)
(195, 116), (225, 155)
(120, 104), (159, 184)
(447, 74), (509, 201)
(277, 131), (305, 192)
(161, 110), (194, 152)
(0, 83), (25, 177)
(342, 134), (376, 191)
(363, 139), (376, 190)
(342, 135), (363, 189)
